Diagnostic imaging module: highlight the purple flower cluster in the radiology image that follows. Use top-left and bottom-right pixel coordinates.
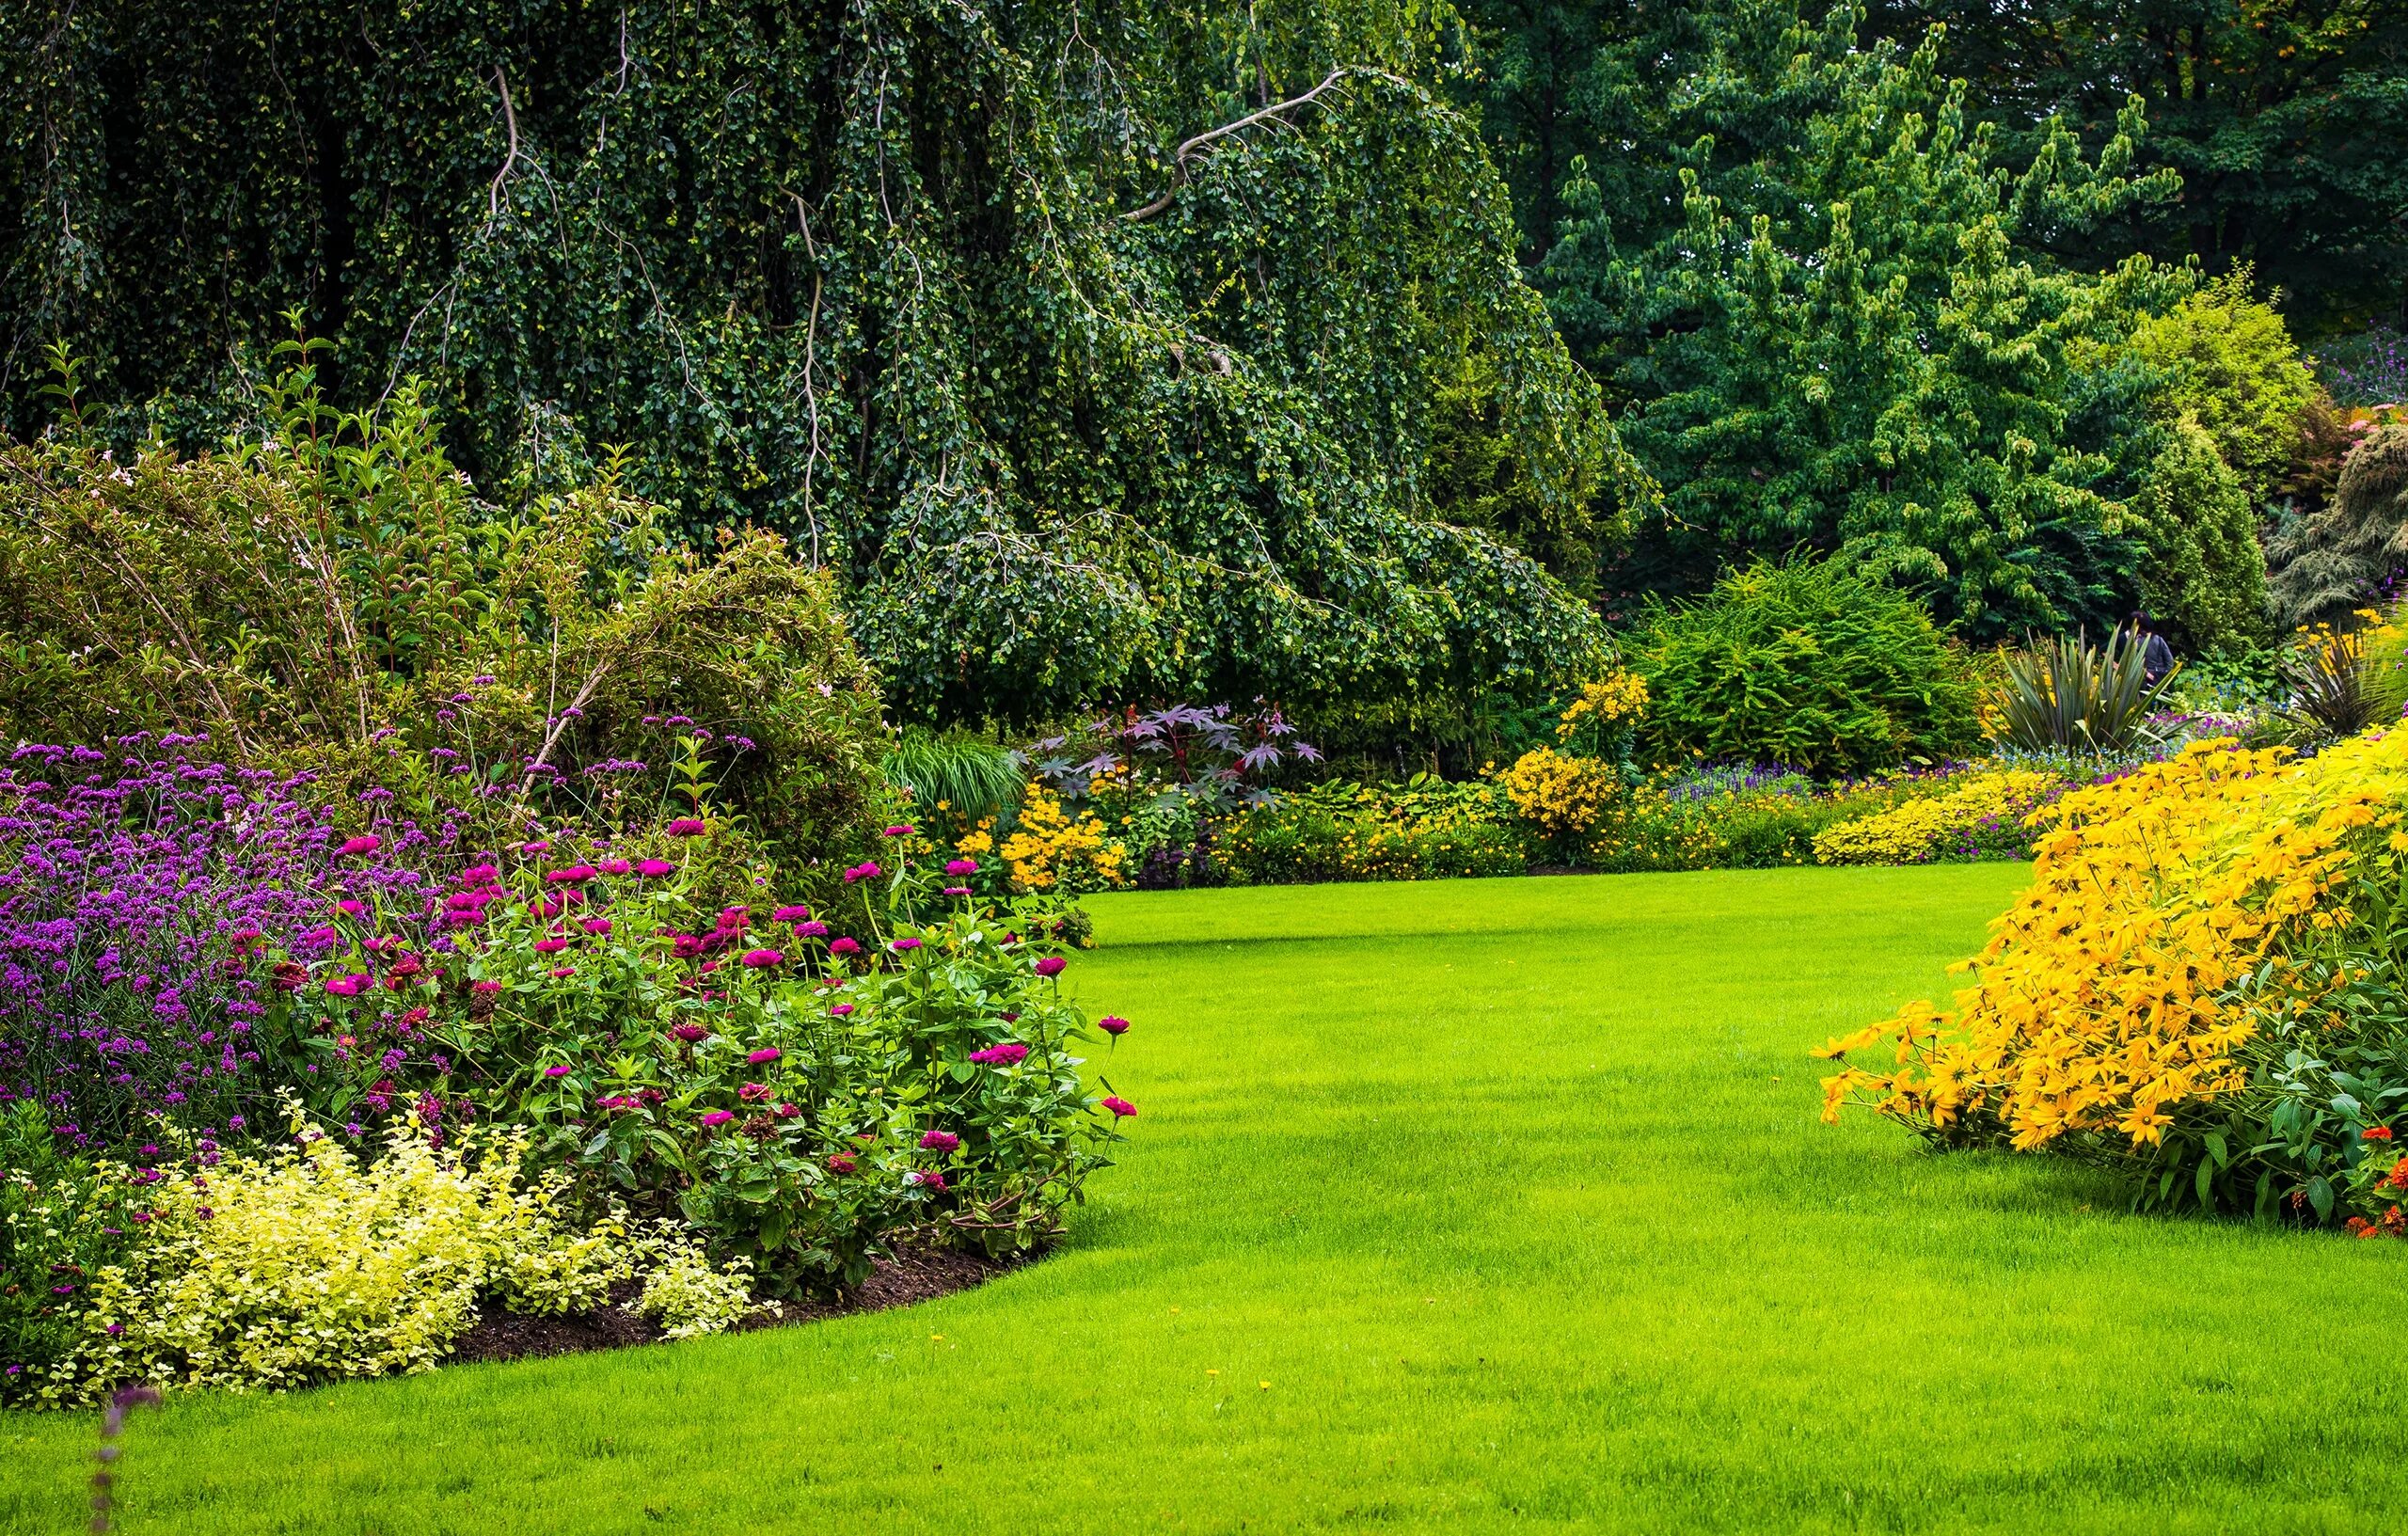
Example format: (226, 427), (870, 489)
(1, 740), (465, 1144)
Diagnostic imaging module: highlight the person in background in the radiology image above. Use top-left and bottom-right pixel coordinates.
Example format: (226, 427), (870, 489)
(2129, 610), (2175, 685)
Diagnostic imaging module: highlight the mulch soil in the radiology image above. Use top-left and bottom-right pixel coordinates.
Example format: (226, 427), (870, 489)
(448, 1243), (1023, 1366)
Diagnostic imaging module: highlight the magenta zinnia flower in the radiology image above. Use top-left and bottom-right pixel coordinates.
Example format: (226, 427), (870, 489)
(798, 920), (830, 938)
(546, 865), (597, 883)
(828, 1153), (858, 1174)
(918, 1129), (960, 1152)
(740, 948), (783, 968)
(637, 858), (675, 878)
(543, 1064), (571, 1078)
(338, 834), (382, 857)
(534, 938), (570, 954)
(671, 1022), (708, 1042)
(666, 818), (707, 837)
(829, 1002), (856, 1018)
(747, 1046), (782, 1064)
(1098, 1016), (1130, 1037)
(1102, 1097), (1136, 1117)
(969, 1042), (1030, 1066)
(910, 1168), (948, 1191)
(828, 937), (861, 958)
(1035, 956), (1067, 977)
(944, 858), (977, 877)
(891, 937), (923, 952)
(598, 859), (632, 876)
(700, 1110), (736, 1128)
(884, 824), (915, 837)
(772, 905), (812, 922)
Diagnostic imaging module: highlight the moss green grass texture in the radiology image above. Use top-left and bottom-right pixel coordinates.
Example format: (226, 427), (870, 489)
(0, 867), (2383, 1532)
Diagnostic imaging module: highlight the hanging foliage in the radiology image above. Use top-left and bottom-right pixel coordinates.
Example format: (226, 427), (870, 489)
(0, 0), (1642, 722)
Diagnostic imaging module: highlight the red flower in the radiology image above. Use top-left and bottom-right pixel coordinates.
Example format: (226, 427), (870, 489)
(918, 1130), (960, 1153)
(828, 1153), (857, 1174)
(2363, 1125), (2395, 1141)
(1101, 1096), (1136, 1118)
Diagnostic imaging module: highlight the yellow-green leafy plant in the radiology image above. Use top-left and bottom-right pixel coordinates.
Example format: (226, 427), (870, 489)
(1811, 769), (2067, 865)
(33, 1118), (624, 1404)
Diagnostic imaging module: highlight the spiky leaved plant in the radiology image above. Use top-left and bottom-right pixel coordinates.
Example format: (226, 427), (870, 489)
(1993, 629), (2174, 754)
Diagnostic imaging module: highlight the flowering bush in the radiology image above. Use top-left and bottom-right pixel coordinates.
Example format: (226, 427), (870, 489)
(1811, 769), (2067, 864)
(1498, 748), (1622, 840)
(984, 784), (1130, 894)
(1816, 736), (2408, 1224)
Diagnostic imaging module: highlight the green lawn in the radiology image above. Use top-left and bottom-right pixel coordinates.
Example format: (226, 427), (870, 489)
(1, 866), (2386, 1533)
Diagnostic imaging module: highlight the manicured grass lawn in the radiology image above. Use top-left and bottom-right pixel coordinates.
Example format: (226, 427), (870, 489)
(1, 866), (2387, 1533)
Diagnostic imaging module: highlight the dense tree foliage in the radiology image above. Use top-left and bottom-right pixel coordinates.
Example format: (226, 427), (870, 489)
(1860, 0), (2408, 331)
(1526, 5), (2188, 636)
(1469, 0), (2408, 329)
(0, 0), (1638, 723)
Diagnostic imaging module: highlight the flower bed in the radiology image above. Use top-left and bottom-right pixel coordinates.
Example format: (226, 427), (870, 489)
(2, 741), (1137, 1403)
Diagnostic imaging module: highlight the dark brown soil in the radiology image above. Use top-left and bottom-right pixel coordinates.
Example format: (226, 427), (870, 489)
(448, 1243), (1025, 1366)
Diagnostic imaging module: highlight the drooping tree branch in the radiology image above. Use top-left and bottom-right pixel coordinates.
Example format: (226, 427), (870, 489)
(1120, 68), (1351, 222)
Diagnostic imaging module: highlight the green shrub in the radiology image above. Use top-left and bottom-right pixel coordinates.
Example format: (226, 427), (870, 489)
(0, 362), (888, 880)
(2266, 421), (2408, 629)
(2126, 269), (2320, 503)
(2131, 418), (2270, 656)
(1215, 780), (1529, 883)
(1633, 558), (1983, 776)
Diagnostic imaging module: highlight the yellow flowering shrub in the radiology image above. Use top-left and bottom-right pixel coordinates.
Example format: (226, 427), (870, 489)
(1498, 748), (1621, 837)
(1817, 736), (2408, 1160)
(1557, 670), (1649, 739)
(1810, 768), (2066, 864)
(995, 784), (1129, 894)
(33, 1120), (626, 1403)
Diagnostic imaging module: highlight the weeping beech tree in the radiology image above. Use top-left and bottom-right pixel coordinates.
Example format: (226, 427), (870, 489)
(1, 0), (1641, 721)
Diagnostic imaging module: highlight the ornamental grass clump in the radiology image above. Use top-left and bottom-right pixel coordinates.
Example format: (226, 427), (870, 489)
(1818, 736), (2408, 1227)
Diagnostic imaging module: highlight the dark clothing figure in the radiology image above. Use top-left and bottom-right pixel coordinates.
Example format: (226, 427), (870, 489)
(2136, 627), (2174, 685)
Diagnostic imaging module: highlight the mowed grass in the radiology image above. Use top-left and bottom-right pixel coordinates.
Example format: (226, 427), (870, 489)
(0, 866), (2388, 1534)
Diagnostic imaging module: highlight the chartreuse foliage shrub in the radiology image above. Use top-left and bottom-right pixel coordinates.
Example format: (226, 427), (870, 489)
(1214, 779), (1531, 884)
(1634, 558), (1984, 776)
(2124, 269), (2320, 504)
(1818, 736), (2408, 1228)
(0, 356), (888, 874)
(1811, 769), (2067, 865)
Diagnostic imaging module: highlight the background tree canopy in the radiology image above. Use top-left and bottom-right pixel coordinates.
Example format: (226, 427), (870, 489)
(0, 0), (1640, 723)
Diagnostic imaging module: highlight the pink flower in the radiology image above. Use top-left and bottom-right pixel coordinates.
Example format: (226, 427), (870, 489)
(829, 1003), (856, 1018)
(582, 917), (612, 935)
(549, 967), (576, 978)
(891, 937), (923, 952)
(772, 905), (812, 922)
(460, 864), (499, 883)
(666, 818), (708, 837)
(828, 1153), (858, 1174)
(1035, 956), (1067, 977)
(520, 840), (553, 853)
(798, 920), (830, 938)
(324, 974), (365, 997)
(747, 1047), (782, 1065)
(598, 859), (633, 876)
(671, 1023), (708, 1042)
(543, 1064), (571, 1078)
(829, 937), (862, 958)
(737, 1082), (772, 1102)
(842, 862), (882, 884)
(969, 1043), (1030, 1066)
(338, 834), (382, 856)
(884, 824), (915, 838)
(918, 1129), (960, 1152)
(700, 1110), (736, 1128)
(910, 1169), (948, 1191)
(534, 938), (570, 954)
(1098, 1016), (1130, 1037)
(546, 865), (597, 883)
(1102, 1097), (1136, 1118)
(637, 858), (675, 878)
(471, 980), (503, 995)
(943, 886), (972, 896)
(740, 948), (784, 968)
(337, 900), (366, 916)
(944, 858), (978, 877)
(718, 906), (751, 930)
